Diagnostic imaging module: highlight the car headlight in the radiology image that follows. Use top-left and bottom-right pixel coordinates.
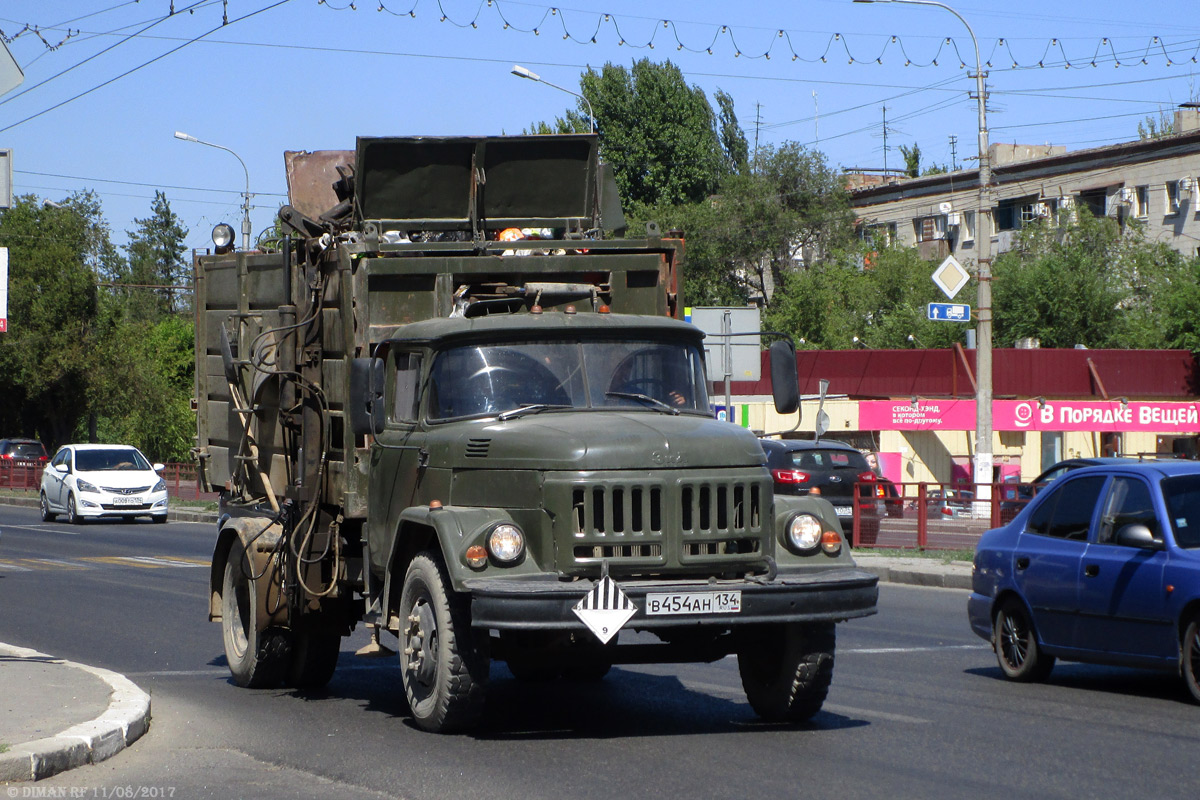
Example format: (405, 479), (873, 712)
(153, 479), (166, 493)
(76, 479), (99, 494)
(487, 523), (525, 563)
(786, 513), (823, 552)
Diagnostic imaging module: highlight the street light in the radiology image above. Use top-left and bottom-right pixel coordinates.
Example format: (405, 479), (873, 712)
(511, 64), (596, 134)
(854, 0), (994, 505)
(174, 131), (252, 251)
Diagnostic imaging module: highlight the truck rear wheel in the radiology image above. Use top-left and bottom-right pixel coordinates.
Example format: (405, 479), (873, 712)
(288, 631), (341, 690)
(398, 552), (489, 733)
(222, 540), (290, 688)
(737, 622), (835, 723)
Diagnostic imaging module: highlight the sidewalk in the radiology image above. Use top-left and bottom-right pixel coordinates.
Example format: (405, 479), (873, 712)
(852, 551), (974, 591)
(0, 644), (151, 783)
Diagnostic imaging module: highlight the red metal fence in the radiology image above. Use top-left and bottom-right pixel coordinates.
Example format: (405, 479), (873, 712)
(0, 462), (218, 502)
(847, 481), (1026, 551)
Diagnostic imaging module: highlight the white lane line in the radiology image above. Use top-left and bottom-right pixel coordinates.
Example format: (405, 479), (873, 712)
(0, 523), (82, 535)
(680, 679), (931, 723)
(0, 560), (34, 572)
(844, 644), (990, 654)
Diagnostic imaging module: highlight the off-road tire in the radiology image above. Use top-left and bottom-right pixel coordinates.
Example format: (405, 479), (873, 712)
(398, 551), (489, 733)
(738, 622), (835, 722)
(562, 656), (613, 682)
(66, 494), (82, 525)
(1182, 614), (1200, 704)
(994, 599), (1055, 682)
(287, 630), (341, 690)
(40, 492), (56, 522)
(221, 539), (291, 688)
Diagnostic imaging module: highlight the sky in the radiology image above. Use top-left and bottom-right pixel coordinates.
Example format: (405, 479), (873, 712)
(2, 0), (1199, 253)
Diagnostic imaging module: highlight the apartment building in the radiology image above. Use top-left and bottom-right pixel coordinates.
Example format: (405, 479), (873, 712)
(850, 106), (1200, 261)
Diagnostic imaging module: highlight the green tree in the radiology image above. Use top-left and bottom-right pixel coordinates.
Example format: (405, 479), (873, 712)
(714, 89), (749, 176)
(992, 209), (1185, 349)
(120, 190), (190, 319)
(0, 193), (103, 448)
(898, 143), (921, 178)
(579, 59), (725, 207)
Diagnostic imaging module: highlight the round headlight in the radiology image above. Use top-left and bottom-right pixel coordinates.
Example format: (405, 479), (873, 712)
(212, 223), (236, 252)
(786, 513), (823, 552)
(487, 523), (525, 563)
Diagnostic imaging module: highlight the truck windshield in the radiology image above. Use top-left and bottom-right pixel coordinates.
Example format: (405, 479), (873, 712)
(427, 339), (709, 420)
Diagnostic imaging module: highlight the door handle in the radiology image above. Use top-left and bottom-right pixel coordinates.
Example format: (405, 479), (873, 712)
(1016, 556), (1030, 570)
(1084, 563), (1100, 578)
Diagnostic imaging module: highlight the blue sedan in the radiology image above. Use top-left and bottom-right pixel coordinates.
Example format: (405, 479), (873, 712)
(968, 461), (1200, 701)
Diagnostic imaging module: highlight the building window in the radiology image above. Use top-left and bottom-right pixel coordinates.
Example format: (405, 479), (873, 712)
(1167, 180), (1182, 215)
(962, 210), (976, 241)
(1134, 185), (1149, 218)
(914, 215), (946, 242)
(860, 222), (895, 248)
(1077, 188), (1107, 218)
(995, 196), (1039, 231)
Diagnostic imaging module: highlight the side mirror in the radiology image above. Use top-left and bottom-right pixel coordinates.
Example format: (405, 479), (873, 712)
(54, 463), (69, 474)
(152, 463), (165, 473)
(1116, 523), (1163, 550)
(768, 340), (800, 416)
(349, 357), (386, 436)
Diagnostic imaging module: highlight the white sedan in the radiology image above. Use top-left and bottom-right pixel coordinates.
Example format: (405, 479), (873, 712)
(40, 444), (168, 524)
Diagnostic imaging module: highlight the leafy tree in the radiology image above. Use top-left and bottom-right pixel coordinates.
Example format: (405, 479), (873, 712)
(0, 193), (103, 448)
(1138, 109), (1174, 140)
(714, 89), (749, 176)
(579, 58), (725, 207)
(991, 209), (1186, 349)
(898, 143), (921, 178)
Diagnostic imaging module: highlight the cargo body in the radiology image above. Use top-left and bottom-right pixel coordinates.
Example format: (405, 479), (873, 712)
(197, 134), (877, 732)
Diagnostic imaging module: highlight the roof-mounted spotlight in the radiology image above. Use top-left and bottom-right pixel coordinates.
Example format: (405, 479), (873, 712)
(212, 223), (236, 254)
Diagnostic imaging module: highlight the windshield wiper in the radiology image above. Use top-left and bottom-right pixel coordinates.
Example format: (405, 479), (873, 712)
(604, 391), (680, 415)
(497, 404), (574, 421)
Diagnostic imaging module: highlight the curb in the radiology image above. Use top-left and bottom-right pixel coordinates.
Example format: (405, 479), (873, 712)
(853, 556), (974, 590)
(0, 494), (216, 524)
(0, 644), (151, 783)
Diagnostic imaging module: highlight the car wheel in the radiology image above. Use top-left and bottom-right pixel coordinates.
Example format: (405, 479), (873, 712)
(152, 514), (168, 524)
(994, 599), (1054, 682)
(1183, 614), (1200, 704)
(40, 492), (56, 522)
(66, 494), (83, 525)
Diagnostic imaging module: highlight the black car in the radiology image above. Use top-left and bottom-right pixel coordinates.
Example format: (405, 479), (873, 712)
(760, 439), (881, 542)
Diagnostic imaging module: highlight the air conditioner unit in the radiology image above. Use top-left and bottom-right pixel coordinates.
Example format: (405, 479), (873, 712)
(946, 211), (962, 227)
(1033, 202), (1049, 218)
(1119, 187), (1134, 203)
(1180, 177), (1194, 193)
(1059, 196), (1075, 208)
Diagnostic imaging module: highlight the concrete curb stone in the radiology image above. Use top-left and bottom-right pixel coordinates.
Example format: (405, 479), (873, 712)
(0, 644), (152, 783)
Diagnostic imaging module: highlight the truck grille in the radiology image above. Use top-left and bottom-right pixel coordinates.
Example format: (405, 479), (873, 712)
(558, 472), (770, 570)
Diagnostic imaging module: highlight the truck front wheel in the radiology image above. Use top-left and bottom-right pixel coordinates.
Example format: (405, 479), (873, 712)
(221, 540), (290, 688)
(737, 622), (835, 723)
(398, 552), (489, 733)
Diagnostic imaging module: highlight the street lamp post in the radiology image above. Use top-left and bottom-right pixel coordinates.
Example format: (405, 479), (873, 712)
(511, 65), (596, 134)
(174, 131), (253, 251)
(854, 0), (993, 505)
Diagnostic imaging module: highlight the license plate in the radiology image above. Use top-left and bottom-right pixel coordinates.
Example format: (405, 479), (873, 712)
(645, 591), (741, 616)
(112, 496), (142, 506)
(833, 505), (853, 517)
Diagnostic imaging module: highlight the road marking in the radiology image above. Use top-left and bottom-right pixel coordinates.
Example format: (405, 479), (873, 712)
(19, 557), (90, 570)
(681, 679), (932, 724)
(81, 555), (209, 568)
(843, 644), (990, 654)
(0, 559), (33, 571)
(0, 522), (82, 535)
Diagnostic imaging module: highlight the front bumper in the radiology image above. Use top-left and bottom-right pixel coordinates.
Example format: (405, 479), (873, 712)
(467, 567), (879, 631)
(76, 492), (168, 518)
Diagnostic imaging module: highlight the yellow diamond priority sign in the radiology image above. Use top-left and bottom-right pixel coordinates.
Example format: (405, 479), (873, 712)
(932, 255), (970, 300)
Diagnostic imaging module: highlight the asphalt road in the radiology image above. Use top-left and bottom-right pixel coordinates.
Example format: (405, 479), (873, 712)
(1, 505), (1198, 799)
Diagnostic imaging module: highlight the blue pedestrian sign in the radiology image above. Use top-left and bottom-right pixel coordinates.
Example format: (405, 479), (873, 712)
(928, 302), (971, 322)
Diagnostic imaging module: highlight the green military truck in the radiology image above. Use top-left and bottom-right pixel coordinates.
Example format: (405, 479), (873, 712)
(196, 134), (878, 733)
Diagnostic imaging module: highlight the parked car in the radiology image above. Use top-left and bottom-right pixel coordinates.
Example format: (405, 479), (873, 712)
(760, 438), (881, 542)
(0, 437), (49, 487)
(968, 461), (1200, 702)
(40, 444), (168, 524)
(927, 487), (974, 518)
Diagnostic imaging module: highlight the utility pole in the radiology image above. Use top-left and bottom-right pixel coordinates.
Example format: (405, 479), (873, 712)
(949, 134), (958, 171)
(753, 102), (762, 164)
(813, 91), (819, 146)
(881, 105), (890, 173)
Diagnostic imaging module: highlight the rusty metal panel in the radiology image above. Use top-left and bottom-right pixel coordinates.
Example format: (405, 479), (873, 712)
(285, 149), (354, 220)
